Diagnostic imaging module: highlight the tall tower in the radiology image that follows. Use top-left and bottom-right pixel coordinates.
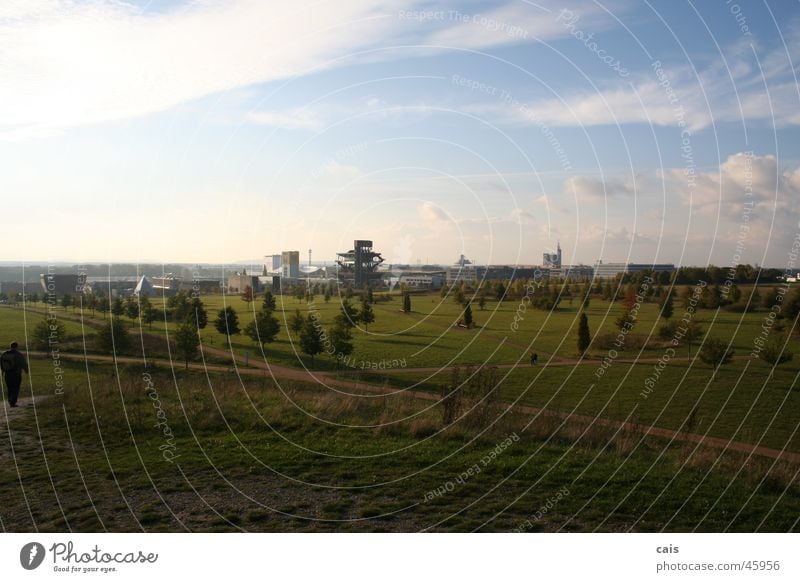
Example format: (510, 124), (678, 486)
(336, 240), (385, 287)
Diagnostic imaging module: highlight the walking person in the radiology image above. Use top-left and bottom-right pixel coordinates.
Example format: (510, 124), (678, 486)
(533, 353), (538, 365)
(1, 342), (28, 407)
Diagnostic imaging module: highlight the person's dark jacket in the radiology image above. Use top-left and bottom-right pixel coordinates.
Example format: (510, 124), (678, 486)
(1, 349), (28, 376)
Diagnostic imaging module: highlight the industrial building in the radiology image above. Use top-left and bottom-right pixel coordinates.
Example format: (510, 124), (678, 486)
(281, 251), (300, 279)
(593, 261), (675, 279)
(336, 240), (385, 287)
(554, 264), (595, 280)
(398, 273), (444, 289)
(40, 273), (87, 297)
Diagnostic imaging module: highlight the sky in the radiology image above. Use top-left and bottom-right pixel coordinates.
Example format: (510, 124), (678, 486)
(2, 0), (800, 268)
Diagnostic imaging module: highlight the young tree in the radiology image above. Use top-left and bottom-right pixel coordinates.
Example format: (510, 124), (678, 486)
(494, 282), (507, 301)
(336, 299), (359, 328)
(85, 293), (97, 316)
(124, 296), (139, 320)
(621, 285), (637, 311)
(174, 322), (200, 369)
(111, 297), (124, 318)
(577, 312), (591, 356)
(189, 297), (208, 329)
(96, 296), (110, 319)
(262, 290), (277, 312)
(329, 321), (354, 368)
(323, 288), (332, 303)
(96, 318), (131, 355)
(142, 304), (159, 329)
(699, 337), (735, 368)
(170, 292), (190, 322)
(61, 293), (73, 311)
(684, 321), (704, 357)
(241, 285), (255, 303)
(462, 301), (474, 328)
(660, 290), (674, 319)
(299, 315), (324, 365)
(359, 299), (375, 331)
(403, 292), (412, 313)
(213, 306), (240, 338)
(367, 287), (374, 304)
(31, 317), (67, 351)
(245, 309), (280, 350)
(478, 292), (487, 311)
(290, 308), (304, 336)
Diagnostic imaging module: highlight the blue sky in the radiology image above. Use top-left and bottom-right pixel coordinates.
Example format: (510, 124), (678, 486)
(2, 0), (800, 268)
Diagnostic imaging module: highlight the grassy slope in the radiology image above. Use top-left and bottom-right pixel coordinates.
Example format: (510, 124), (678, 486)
(1, 363), (797, 532)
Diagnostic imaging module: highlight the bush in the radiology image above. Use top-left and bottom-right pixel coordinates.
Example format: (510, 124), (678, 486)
(759, 339), (793, 366)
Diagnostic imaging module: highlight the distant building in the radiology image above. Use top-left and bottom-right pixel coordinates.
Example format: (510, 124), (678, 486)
(227, 269), (260, 294)
(133, 276), (156, 297)
(40, 273), (87, 297)
(593, 261), (675, 279)
(555, 264), (595, 280)
(84, 276), (139, 297)
(399, 273), (444, 289)
(264, 254), (282, 273)
(446, 255), (478, 286)
(281, 251), (300, 279)
(543, 242), (562, 269)
(151, 275), (180, 295)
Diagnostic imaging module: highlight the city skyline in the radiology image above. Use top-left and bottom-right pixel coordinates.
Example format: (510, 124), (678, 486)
(2, 1), (800, 268)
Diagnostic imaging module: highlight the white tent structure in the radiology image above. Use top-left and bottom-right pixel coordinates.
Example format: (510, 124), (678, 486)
(133, 275), (155, 297)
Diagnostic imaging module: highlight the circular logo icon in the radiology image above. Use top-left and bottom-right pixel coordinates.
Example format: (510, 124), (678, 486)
(20, 542), (46, 570)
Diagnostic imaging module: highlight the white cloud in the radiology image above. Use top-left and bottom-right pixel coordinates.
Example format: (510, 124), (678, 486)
(564, 175), (633, 201)
(417, 201), (451, 228)
(247, 108), (322, 130)
(323, 160), (362, 179)
(0, 0), (404, 138)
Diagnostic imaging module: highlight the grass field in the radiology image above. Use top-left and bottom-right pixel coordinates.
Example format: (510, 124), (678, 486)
(1, 289), (798, 532)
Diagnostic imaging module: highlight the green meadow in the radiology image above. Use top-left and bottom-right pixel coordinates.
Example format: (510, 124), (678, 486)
(1, 288), (798, 532)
